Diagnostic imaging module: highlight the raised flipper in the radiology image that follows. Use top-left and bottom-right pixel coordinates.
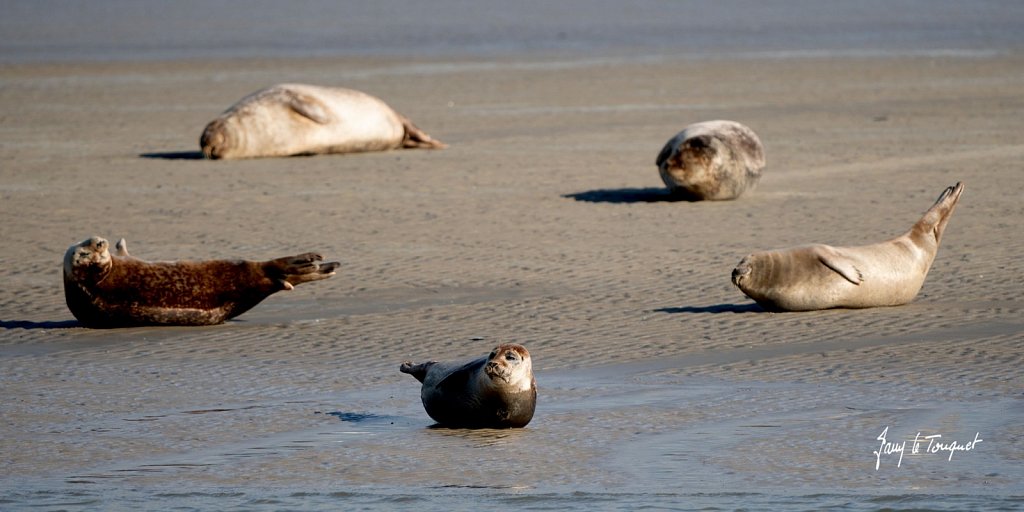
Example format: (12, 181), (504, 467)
(114, 238), (130, 257)
(910, 182), (964, 244)
(816, 246), (863, 285)
(265, 252), (339, 290)
(400, 361), (437, 383)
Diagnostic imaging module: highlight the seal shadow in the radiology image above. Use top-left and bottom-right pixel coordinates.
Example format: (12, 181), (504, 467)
(0, 319), (81, 329)
(562, 187), (699, 204)
(139, 151), (206, 160)
(653, 303), (765, 314)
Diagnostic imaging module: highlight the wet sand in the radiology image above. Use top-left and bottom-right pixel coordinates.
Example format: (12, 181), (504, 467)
(1, 54), (1022, 509)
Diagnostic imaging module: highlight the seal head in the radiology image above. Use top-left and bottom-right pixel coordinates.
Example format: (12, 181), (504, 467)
(64, 236), (113, 285)
(656, 120), (765, 200)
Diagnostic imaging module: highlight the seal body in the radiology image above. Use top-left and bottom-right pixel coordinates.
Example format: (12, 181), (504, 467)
(400, 344), (537, 428)
(200, 83), (445, 159)
(731, 182), (964, 311)
(63, 236), (339, 327)
(656, 120), (765, 200)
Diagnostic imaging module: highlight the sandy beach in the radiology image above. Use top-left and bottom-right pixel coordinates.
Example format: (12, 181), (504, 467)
(1, 47), (1023, 509)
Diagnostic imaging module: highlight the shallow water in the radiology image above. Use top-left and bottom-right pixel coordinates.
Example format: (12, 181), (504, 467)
(3, 0), (1024, 63)
(2, 329), (1021, 510)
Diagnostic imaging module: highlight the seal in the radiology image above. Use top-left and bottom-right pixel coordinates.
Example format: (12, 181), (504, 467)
(400, 343), (537, 428)
(731, 182), (964, 311)
(200, 83), (446, 159)
(655, 120), (765, 200)
(63, 236), (340, 327)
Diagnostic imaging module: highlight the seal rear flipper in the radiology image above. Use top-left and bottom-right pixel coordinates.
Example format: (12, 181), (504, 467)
(399, 115), (447, 149)
(911, 182), (964, 244)
(816, 247), (863, 285)
(266, 253), (339, 287)
(400, 361), (436, 383)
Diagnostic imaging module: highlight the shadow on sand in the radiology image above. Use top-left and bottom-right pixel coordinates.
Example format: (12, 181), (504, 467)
(139, 151), (206, 160)
(0, 320), (81, 330)
(653, 303), (765, 314)
(562, 187), (699, 204)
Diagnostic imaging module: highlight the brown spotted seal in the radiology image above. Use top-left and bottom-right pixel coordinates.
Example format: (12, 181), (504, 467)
(63, 236), (339, 327)
(400, 343), (537, 428)
(656, 120), (765, 200)
(200, 83), (446, 159)
(731, 182), (964, 311)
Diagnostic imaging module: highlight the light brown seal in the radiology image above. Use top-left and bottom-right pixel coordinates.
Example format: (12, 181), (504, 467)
(200, 83), (446, 159)
(656, 120), (765, 200)
(400, 343), (537, 428)
(63, 236), (339, 327)
(731, 182), (964, 311)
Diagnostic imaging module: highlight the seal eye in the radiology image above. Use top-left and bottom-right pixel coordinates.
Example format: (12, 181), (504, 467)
(505, 352), (517, 361)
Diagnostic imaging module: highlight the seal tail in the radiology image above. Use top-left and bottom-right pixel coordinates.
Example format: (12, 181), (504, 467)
(910, 182), (964, 246)
(400, 361), (435, 383)
(399, 115), (447, 149)
(266, 252), (339, 290)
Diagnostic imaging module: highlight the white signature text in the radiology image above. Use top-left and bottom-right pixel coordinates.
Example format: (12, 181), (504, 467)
(873, 426), (983, 470)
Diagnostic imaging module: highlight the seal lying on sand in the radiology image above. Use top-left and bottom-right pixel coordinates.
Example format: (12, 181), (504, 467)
(63, 236), (339, 327)
(200, 83), (446, 159)
(656, 120), (765, 200)
(400, 344), (537, 428)
(731, 182), (964, 311)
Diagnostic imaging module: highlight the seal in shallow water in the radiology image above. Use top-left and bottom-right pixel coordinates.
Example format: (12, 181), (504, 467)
(731, 182), (964, 311)
(200, 83), (446, 159)
(63, 236), (339, 327)
(655, 120), (765, 200)
(400, 343), (537, 428)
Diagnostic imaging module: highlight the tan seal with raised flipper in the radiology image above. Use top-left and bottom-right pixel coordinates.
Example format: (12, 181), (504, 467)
(731, 182), (964, 311)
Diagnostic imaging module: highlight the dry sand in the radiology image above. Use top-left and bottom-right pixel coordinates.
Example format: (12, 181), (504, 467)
(1, 54), (1022, 507)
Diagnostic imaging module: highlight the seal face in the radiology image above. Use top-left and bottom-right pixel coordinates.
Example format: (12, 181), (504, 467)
(200, 83), (446, 160)
(656, 120), (765, 200)
(731, 182), (964, 311)
(400, 343), (537, 428)
(62, 236), (340, 327)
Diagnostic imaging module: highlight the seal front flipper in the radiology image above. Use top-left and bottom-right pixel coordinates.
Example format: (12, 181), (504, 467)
(285, 90), (334, 125)
(816, 246), (863, 285)
(400, 361), (437, 383)
(114, 238), (130, 257)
